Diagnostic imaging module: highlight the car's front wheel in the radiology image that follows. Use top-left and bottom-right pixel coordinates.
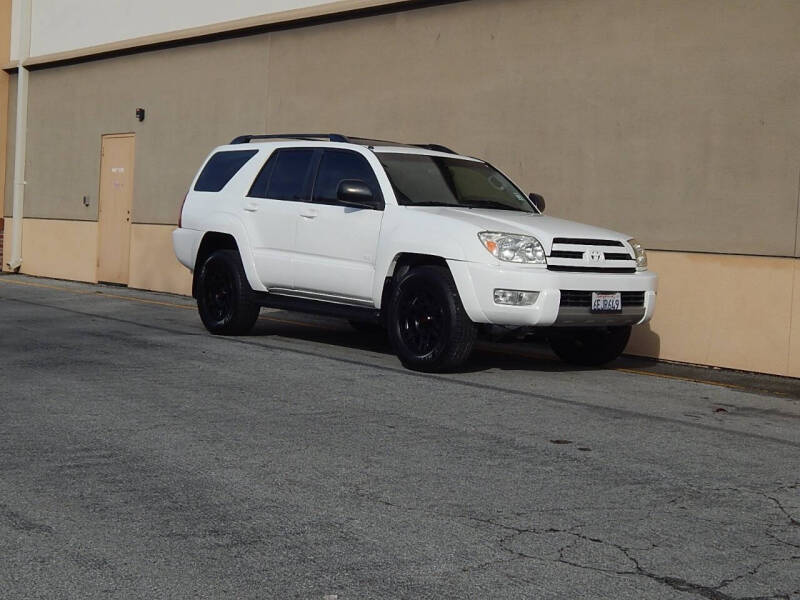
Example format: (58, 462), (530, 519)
(547, 325), (631, 366)
(196, 250), (259, 335)
(387, 265), (477, 372)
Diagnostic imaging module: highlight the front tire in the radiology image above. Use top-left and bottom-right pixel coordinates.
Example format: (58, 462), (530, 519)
(387, 265), (477, 372)
(547, 326), (631, 366)
(196, 250), (259, 335)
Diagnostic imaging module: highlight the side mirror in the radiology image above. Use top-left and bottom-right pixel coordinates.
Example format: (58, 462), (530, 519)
(337, 180), (382, 209)
(529, 193), (545, 213)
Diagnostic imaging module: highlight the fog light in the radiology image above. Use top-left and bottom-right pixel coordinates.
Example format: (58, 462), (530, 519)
(493, 289), (539, 306)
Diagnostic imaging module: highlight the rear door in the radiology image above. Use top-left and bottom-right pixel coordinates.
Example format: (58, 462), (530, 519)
(243, 148), (317, 289)
(293, 149), (384, 303)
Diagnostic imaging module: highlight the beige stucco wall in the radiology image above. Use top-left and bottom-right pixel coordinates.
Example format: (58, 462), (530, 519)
(19, 218), (98, 282)
(265, 0), (800, 258)
(4, 35), (269, 224)
(5, 0), (800, 258)
(629, 251), (800, 377)
(791, 266), (800, 377)
(128, 223), (191, 295)
(14, 219), (191, 292)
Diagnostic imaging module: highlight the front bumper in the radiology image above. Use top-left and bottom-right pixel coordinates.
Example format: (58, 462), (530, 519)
(447, 260), (657, 327)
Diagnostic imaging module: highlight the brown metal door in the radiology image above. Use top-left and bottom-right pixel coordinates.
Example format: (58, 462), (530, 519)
(97, 134), (135, 284)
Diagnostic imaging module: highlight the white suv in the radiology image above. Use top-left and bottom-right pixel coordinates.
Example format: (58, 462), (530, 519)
(174, 134), (657, 372)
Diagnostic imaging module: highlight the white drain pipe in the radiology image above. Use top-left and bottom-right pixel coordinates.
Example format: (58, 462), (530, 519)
(7, 0), (32, 271)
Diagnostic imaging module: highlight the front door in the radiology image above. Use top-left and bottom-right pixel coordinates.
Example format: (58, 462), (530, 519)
(97, 134), (135, 284)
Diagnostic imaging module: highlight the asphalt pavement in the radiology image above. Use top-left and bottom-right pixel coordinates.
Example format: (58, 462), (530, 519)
(0, 273), (798, 600)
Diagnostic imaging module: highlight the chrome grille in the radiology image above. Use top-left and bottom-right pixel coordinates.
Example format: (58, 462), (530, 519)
(552, 237), (624, 247)
(548, 238), (636, 273)
(604, 252), (633, 261)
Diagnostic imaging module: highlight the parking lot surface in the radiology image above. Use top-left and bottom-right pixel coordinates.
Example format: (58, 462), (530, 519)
(1, 274), (798, 600)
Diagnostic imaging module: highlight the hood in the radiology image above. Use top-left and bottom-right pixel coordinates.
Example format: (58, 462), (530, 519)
(405, 207), (631, 250)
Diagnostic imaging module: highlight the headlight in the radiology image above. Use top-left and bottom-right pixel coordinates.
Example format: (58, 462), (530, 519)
(627, 238), (648, 269)
(478, 232), (547, 264)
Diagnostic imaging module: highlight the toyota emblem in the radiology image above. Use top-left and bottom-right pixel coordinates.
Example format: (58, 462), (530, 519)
(584, 249), (604, 262)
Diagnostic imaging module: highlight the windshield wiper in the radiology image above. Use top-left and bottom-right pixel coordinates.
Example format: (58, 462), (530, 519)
(405, 201), (458, 207)
(458, 199), (528, 212)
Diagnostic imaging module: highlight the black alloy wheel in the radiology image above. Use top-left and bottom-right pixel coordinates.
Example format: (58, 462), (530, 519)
(396, 283), (447, 358)
(196, 250), (259, 335)
(387, 265), (477, 372)
(203, 260), (234, 322)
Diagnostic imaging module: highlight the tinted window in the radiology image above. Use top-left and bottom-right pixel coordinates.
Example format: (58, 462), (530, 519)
(265, 149), (316, 201)
(194, 150), (257, 192)
(313, 150), (381, 205)
(247, 152), (278, 198)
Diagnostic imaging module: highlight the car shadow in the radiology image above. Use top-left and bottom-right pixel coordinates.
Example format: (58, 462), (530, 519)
(249, 310), (604, 374)
(244, 310), (799, 398)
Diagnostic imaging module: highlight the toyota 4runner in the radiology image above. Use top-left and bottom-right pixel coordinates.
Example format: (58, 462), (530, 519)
(173, 134), (657, 372)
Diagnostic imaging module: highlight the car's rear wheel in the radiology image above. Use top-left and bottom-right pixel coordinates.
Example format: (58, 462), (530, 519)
(547, 325), (631, 366)
(196, 250), (259, 335)
(387, 265), (477, 372)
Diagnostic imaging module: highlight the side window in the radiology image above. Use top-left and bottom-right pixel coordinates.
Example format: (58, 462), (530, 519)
(264, 149), (316, 201)
(247, 152), (278, 198)
(312, 150), (382, 205)
(194, 150), (257, 192)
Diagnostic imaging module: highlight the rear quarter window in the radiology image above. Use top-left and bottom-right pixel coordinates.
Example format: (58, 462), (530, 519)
(194, 150), (258, 192)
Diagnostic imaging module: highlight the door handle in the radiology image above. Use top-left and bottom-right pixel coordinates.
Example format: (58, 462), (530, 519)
(300, 208), (318, 219)
(244, 202), (258, 212)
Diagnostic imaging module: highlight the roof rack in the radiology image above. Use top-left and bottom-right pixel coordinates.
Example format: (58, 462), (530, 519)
(414, 143), (457, 154)
(230, 133), (349, 144)
(348, 137), (457, 154)
(229, 133), (457, 154)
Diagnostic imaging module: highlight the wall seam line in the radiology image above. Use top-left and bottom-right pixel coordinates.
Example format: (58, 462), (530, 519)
(788, 262), (797, 376)
(792, 165), (800, 374)
(791, 165), (800, 374)
(264, 32), (271, 136)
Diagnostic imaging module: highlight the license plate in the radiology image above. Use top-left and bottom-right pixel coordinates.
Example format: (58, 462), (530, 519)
(591, 292), (622, 313)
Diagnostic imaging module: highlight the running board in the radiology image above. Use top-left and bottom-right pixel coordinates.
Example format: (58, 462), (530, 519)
(250, 291), (381, 324)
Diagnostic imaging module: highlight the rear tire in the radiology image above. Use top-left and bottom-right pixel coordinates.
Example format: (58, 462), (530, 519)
(547, 326), (631, 366)
(196, 250), (259, 335)
(387, 265), (477, 372)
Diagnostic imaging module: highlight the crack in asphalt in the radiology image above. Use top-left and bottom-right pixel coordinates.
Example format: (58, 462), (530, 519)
(766, 530), (800, 551)
(0, 503), (54, 534)
(766, 495), (800, 527)
(520, 528), (797, 600)
(355, 487), (800, 600)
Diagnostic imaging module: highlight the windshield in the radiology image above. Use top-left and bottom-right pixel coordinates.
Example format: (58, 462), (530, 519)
(376, 153), (535, 213)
